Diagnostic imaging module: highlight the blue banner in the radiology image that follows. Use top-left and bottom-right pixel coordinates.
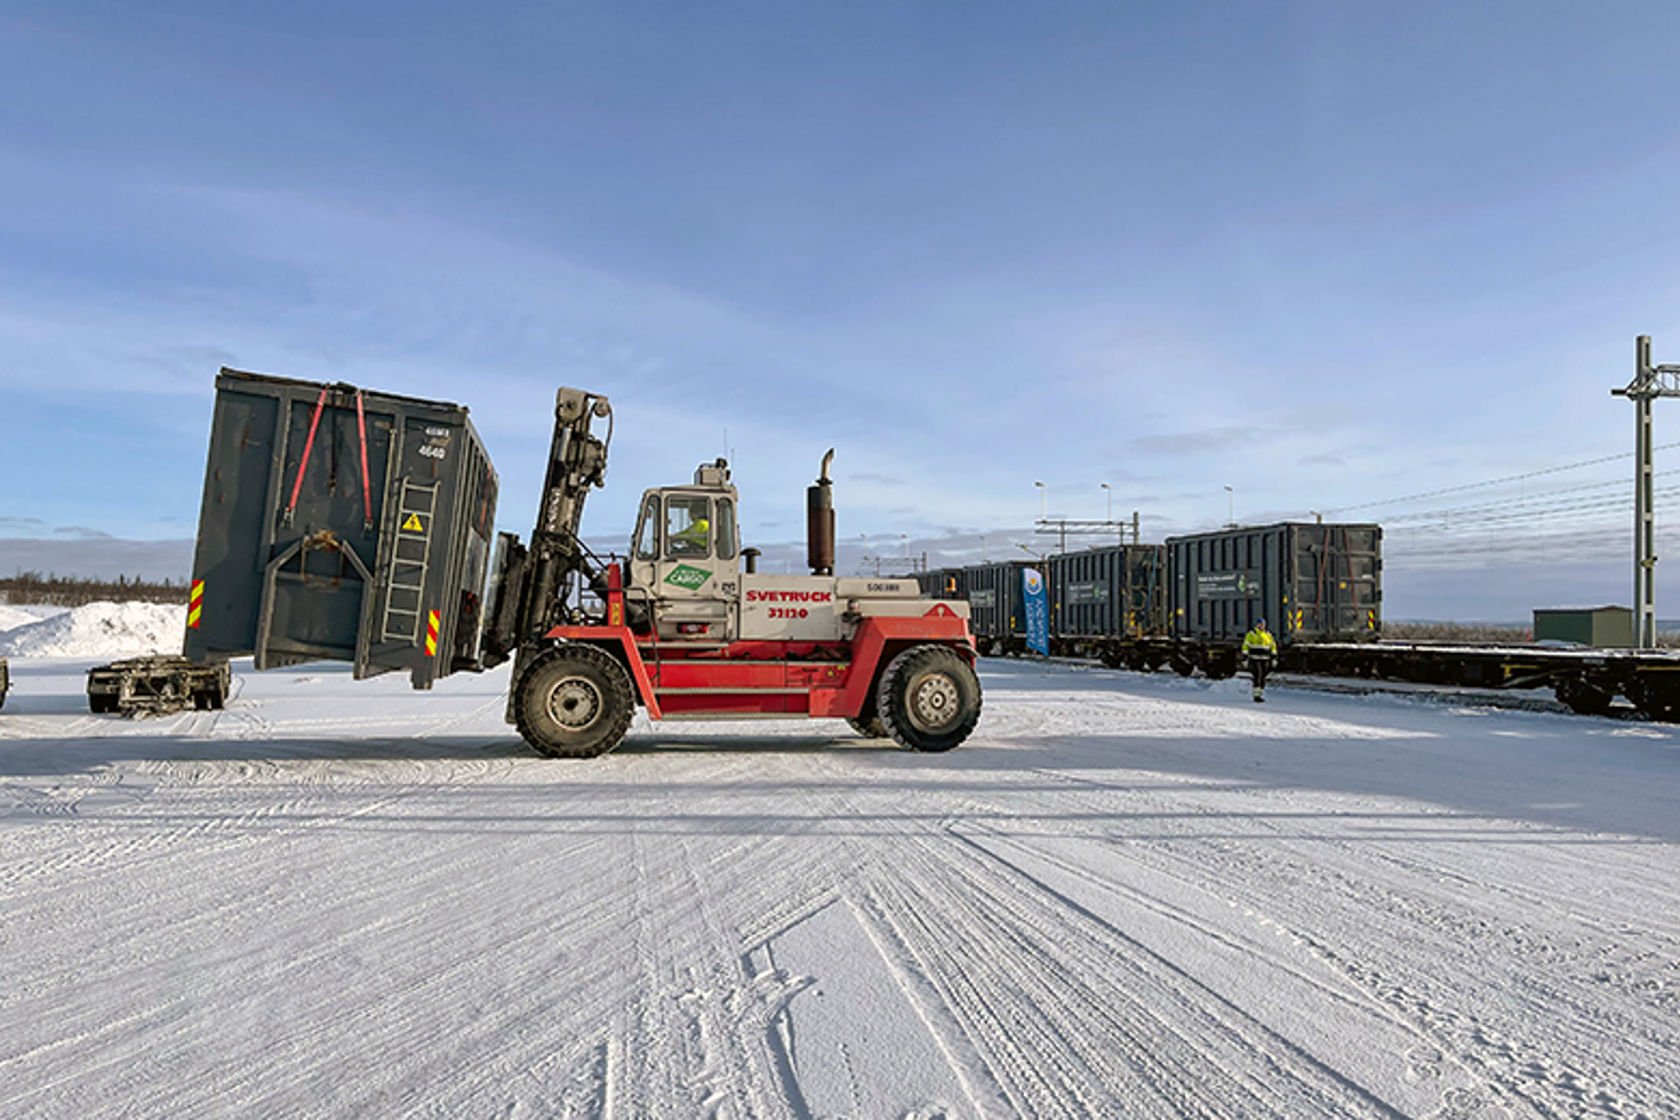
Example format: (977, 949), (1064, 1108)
(1023, 566), (1050, 656)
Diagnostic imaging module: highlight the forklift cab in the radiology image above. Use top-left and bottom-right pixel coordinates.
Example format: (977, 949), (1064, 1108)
(625, 461), (740, 643)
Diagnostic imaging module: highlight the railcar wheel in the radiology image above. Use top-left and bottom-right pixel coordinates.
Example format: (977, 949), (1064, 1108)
(1171, 657), (1196, 678)
(1554, 676), (1615, 717)
(514, 644), (634, 758)
(877, 644), (982, 753)
(1628, 678), (1680, 723)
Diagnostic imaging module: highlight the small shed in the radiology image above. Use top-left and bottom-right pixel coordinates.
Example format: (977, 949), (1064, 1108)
(1532, 606), (1633, 648)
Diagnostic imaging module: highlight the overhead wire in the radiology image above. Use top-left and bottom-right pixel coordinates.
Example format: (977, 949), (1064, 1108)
(1314, 439), (1680, 576)
(1324, 441), (1680, 514)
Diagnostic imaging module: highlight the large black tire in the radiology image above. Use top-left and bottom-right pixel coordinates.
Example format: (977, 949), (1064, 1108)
(876, 644), (982, 753)
(513, 644), (635, 758)
(846, 715), (887, 738)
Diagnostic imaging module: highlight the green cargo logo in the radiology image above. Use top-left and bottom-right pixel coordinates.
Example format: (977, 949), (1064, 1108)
(664, 564), (713, 590)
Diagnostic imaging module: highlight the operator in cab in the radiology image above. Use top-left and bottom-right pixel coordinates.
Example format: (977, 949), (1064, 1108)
(671, 514), (710, 555)
(1241, 617), (1278, 703)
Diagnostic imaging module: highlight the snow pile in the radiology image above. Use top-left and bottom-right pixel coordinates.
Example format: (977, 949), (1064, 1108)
(0, 601), (184, 658)
(0, 605), (43, 633)
(0, 603), (69, 632)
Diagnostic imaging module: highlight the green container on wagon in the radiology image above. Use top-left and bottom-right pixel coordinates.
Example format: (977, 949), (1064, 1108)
(182, 368), (499, 688)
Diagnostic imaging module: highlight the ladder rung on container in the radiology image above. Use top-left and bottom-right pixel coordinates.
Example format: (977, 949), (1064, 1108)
(381, 480), (439, 643)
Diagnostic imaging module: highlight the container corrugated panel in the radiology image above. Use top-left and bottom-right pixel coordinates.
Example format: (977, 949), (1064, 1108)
(962, 561), (1029, 641)
(182, 368), (499, 688)
(1166, 522), (1381, 644)
(1046, 544), (1167, 639)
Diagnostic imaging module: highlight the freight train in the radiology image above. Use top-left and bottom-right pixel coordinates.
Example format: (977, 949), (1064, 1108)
(917, 521), (1680, 720)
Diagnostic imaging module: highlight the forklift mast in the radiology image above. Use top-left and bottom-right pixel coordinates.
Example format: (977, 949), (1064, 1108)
(481, 387), (612, 667)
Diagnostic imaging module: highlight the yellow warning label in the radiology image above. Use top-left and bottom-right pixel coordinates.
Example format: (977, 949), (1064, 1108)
(401, 513), (425, 533)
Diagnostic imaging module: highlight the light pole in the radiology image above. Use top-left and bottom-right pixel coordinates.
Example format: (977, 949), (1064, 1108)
(1101, 482), (1114, 543)
(1223, 485), (1234, 528)
(1034, 480), (1046, 520)
(1015, 542), (1045, 564)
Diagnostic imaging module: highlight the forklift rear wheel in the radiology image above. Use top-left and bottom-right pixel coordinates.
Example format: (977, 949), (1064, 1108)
(515, 644), (634, 758)
(877, 644), (982, 753)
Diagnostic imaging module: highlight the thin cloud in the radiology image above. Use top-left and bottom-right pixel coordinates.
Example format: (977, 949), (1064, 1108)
(1125, 426), (1250, 456)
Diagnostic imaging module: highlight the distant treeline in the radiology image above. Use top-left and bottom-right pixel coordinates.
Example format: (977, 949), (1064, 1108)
(1, 572), (189, 607)
(1386, 619), (1680, 648)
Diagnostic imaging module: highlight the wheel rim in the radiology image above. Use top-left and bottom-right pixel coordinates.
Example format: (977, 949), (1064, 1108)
(545, 675), (604, 732)
(910, 672), (961, 730)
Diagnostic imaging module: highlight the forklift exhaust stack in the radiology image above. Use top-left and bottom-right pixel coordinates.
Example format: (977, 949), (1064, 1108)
(807, 449), (835, 576)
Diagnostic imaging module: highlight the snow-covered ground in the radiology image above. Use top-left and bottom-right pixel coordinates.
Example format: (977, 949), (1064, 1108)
(1, 655), (1676, 1117)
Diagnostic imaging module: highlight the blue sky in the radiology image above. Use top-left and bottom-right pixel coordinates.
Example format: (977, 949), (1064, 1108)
(5, 1), (1680, 617)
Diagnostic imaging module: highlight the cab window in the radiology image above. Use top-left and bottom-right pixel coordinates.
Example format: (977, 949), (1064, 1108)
(666, 496), (711, 558)
(714, 499), (737, 559)
(633, 495), (660, 560)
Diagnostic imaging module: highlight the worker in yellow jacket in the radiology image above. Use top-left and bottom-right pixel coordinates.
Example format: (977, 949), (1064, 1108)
(1241, 618), (1278, 703)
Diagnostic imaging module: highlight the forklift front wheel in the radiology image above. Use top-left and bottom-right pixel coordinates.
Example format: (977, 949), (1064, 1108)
(877, 644), (982, 753)
(514, 644), (634, 759)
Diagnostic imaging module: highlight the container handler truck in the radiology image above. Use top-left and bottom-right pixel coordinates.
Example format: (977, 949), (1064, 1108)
(480, 388), (981, 757)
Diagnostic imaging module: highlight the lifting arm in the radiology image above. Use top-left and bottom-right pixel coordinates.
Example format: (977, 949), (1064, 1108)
(481, 387), (612, 667)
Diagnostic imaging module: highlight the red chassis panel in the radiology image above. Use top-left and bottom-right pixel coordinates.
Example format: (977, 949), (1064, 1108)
(542, 614), (973, 722)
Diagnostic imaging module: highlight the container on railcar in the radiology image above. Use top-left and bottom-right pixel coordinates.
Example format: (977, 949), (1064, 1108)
(1167, 522), (1382, 646)
(1046, 544), (1168, 651)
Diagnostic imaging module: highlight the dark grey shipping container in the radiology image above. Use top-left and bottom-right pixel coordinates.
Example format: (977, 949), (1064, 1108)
(183, 369), (499, 688)
(1047, 544), (1167, 640)
(962, 561), (1031, 643)
(1167, 522), (1381, 644)
(915, 567), (967, 601)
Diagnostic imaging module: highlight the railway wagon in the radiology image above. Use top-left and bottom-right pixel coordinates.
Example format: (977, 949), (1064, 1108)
(1045, 544), (1166, 660)
(182, 368), (500, 689)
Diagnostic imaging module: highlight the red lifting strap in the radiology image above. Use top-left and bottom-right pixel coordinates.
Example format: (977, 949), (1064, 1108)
(355, 389), (373, 529)
(283, 385), (331, 524)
